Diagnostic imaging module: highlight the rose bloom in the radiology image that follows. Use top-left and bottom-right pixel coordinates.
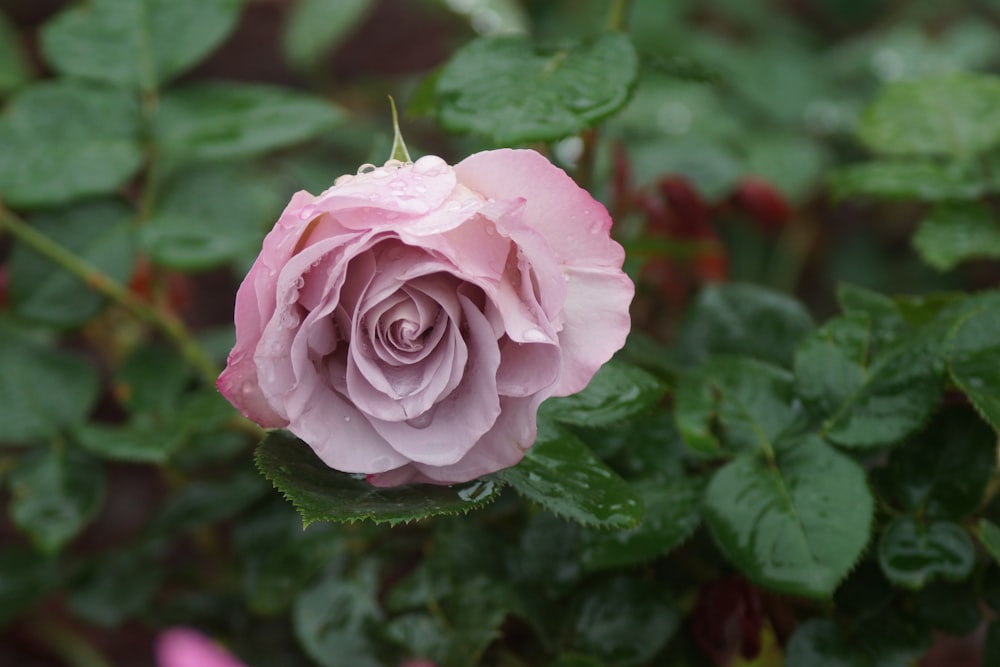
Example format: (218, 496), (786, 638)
(218, 149), (632, 485)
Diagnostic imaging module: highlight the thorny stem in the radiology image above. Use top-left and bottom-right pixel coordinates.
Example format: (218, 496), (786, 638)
(0, 203), (221, 388)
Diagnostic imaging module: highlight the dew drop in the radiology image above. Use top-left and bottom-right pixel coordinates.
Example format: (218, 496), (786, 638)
(485, 225), (496, 236)
(388, 178), (406, 190)
(293, 276), (305, 289)
(299, 205), (318, 220)
(383, 159), (404, 170)
(343, 415), (352, 423)
(412, 155), (448, 175)
(357, 163), (377, 175)
(405, 410), (435, 429)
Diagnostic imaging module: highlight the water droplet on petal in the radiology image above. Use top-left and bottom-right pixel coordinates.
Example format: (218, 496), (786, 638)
(343, 415), (352, 423)
(405, 411), (435, 429)
(299, 205), (318, 220)
(388, 178), (406, 190)
(485, 225), (496, 236)
(383, 159), (404, 170)
(412, 155), (448, 175)
(357, 163), (377, 175)
(293, 276), (305, 289)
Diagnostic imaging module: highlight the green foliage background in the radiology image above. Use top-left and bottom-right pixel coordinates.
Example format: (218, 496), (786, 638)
(2, 0), (1000, 666)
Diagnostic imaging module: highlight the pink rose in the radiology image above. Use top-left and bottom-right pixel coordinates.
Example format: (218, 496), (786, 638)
(156, 628), (247, 667)
(218, 149), (632, 485)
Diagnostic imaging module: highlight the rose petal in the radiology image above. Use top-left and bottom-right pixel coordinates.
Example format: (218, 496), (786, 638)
(156, 628), (247, 667)
(369, 292), (502, 466)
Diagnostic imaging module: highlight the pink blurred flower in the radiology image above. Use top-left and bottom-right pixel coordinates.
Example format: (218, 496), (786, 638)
(156, 628), (247, 667)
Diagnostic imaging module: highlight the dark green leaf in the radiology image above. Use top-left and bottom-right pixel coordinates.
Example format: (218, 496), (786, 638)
(882, 408), (996, 519)
(144, 467), (268, 536)
(141, 165), (276, 270)
(674, 283), (814, 368)
(0, 81), (143, 208)
(235, 504), (345, 615)
(282, 0), (373, 70)
(829, 160), (990, 201)
(546, 655), (606, 667)
(784, 618), (926, 667)
(823, 321), (946, 448)
(255, 431), (503, 526)
(703, 436), (874, 599)
(570, 575), (678, 667)
(508, 512), (582, 594)
(67, 542), (164, 627)
(155, 82), (344, 162)
(0, 11), (30, 95)
(986, 621), (1000, 667)
(40, 0), (241, 88)
(385, 577), (511, 667)
(293, 563), (382, 667)
(9, 200), (135, 327)
(910, 580), (981, 636)
(578, 476), (702, 572)
(794, 313), (870, 417)
(434, 32), (638, 143)
(116, 344), (191, 415)
(503, 422), (643, 529)
(541, 362), (664, 427)
(74, 421), (185, 464)
(675, 356), (804, 455)
(857, 72), (1000, 158)
(913, 202), (1000, 271)
(836, 283), (906, 346)
(0, 324), (100, 443)
(948, 295), (1000, 430)
(877, 516), (975, 589)
(8, 447), (106, 554)
(979, 519), (1000, 565)
(0, 549), (57, 626)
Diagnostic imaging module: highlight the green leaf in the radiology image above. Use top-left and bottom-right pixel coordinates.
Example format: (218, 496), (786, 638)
(877, 516), (975, 589)
(0, 324), (100, 443)
(822, 320), (946, 448)
(541, 362), (664, 428)
(8, 447), (106, 554)
(784, 618), (927, 667)
(910, 580), (982, 636)
(828, 160), (990, 202)
(674, 283), (814, 368)
(948, 295), (1000, 430)
(703, 436), (874, 599)
(578, 477), (702, 572)
(508, 512), (582, 594)
(502, 421), (643, 529)
(837, 283), (906, 343)
(0, 81), (143, 208)
(0, 11), (31, 95)
(857, 72), (1000, 158)
(569, 575), (678, 667)
(385, 577), (512, 667)
(74, 421), (185, 464)
(913, 202), (1000, 271)
(255, 431), (503, 526)
(116, 344), (191, 415)
(0, 549), (57, 626)
(67, 542), (164, 627)
(986, 620), (1000, 667)
(141, 165), (276, 271)
(40, 0), (241, 88)
(294, 563), (382, 667)
(282, 0), (373, 70)
(235, 504), (344, 615)
(155, 82), (344, 162)
(144, 467), (269, 536)
(794, 313), (870, 417)
(675, 356), (804, 455)
(881, 408), (996, 519)
(979, 519), (1000, 565)
(9, 200), (135, 327)
(434, 32), (638, 143)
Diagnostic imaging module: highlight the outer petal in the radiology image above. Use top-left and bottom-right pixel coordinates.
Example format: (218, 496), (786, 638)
(454, 148), (625, 269)
(552, 265), (634, 396)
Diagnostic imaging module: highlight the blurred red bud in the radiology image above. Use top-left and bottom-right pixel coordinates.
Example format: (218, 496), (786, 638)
(690, 575), (765, 665)
(733, 177), (792, 232)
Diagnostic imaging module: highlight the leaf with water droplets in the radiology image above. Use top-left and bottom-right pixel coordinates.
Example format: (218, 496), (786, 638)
(877, 517), (975, 589)
(503, 420), (643, 529)
(255, 431), (503, 526)
(913, 202), (1000, 271)
(541, 362), (665, 428)
(433, 32), (639, 144)
(703, 435), (874, 599)
(947, 292), (1000, 431)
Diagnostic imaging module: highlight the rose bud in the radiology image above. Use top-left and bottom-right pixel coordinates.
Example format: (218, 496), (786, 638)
(732, 177), (792, 232)
(156, 628), (246, 667)
(218, 150), (633, 486)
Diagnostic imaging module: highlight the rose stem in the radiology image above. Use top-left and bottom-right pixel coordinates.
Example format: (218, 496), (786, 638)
(0, 203), (220, 388)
